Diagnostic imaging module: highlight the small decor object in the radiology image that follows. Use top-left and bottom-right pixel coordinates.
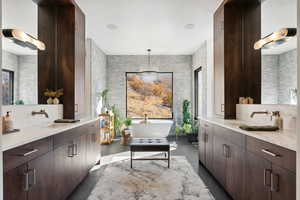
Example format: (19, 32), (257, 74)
(2, 111), (14, 133)
(121, 118), (132, 145)
(97, 89), (110, 114)
(44, 89), (55, 104)
(47, 98), (53, 104)
(15, 100), (24, 105)
(99, 112), (115, 144)
(44, 89), (63, 104)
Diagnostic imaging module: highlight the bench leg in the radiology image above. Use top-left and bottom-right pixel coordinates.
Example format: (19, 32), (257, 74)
(130, 151), (133, 168)
(168, 150), (170, 168)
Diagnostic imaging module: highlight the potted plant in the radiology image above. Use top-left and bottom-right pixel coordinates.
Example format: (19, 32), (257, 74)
(121, 118), (132, 145)
(124, 118), (132, 130)
(186, 120), (199, 143)
(53, 89), (64, 104)
(111, 105), (124, 137)
(44, 89), (56, 104)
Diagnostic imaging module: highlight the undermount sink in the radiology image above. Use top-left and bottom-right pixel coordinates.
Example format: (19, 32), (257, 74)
(44, 123), (68, 128)
(239, 124), (279, 132)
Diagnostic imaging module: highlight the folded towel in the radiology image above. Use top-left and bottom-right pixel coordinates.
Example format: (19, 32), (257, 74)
(239, 125), (279, 132)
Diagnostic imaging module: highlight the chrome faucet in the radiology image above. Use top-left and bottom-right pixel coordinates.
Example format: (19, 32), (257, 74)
(32, 109), (49, 118)
(250, 111), (269, 118)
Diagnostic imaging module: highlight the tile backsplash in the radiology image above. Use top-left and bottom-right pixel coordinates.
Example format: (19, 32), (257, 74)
(2, 105), (63, 129)
(236, 104), (297, 132)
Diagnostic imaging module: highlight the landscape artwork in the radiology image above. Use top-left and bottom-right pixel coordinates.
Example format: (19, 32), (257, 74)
(126, 72), (173, 119)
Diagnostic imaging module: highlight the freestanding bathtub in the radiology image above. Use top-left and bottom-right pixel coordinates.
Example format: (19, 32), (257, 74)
(131, 120), (174, 138)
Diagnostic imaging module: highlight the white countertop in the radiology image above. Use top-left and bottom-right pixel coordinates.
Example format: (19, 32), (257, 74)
(2, 118), (99, 152)
(200, 117), (297, 152)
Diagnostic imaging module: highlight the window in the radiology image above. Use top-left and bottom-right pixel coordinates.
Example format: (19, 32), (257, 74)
(194, 67), (202, 119)
(2, 69), (14, 105)
(126, 72), (173, 119)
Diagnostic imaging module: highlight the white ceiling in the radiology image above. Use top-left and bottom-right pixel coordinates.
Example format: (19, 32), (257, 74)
(1, 0), (297, 56)
(76, 0), (221, 55)
(2, 0), (221, 55)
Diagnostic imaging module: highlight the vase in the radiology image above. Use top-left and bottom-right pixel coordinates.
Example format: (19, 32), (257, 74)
(47, 97), (53, 104)
(53, 97), (60, 104)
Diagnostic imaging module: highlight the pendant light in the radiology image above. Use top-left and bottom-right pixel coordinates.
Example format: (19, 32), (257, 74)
(141, 49), (158, 81)
(2, 29), (46, 51)
(254, 28), (297, 50)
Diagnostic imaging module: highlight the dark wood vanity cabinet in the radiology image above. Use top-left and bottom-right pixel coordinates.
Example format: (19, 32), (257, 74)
(213, 0), (261, 119)
(245, 137), (296, 200)
(212, 126), (246, 200)
(199, 120), (296, 200)
(3, 120), (100, 200)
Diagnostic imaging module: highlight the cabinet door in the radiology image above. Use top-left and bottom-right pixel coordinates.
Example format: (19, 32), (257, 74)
(73, 135), (88, 183)
(28, 152), (54, 200)
(4, 164), (28, 200)
(214, 4), (225, 117)
(271, 165), (296, 200)
(226, 143), (245, 200)
(198, 126), (206, 165)
(205, 125), (214, 172)
(245, 152), (271, 200)
(212, 135), (227, 187)
(87, 132), (101, 169)
(74, 6), (86, 119)
(53, 143), (74, 200)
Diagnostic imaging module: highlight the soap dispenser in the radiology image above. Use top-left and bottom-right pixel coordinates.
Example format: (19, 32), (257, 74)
(272, 111), (283, 130)
(3, 111), (14, 132)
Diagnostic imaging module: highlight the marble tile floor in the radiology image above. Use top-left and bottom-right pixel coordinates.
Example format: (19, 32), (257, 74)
(68, 137), (232, 200)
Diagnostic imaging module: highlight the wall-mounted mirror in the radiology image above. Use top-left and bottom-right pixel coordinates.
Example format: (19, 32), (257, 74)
(261, 0), (297, 105)
(2, 0), (38, 105)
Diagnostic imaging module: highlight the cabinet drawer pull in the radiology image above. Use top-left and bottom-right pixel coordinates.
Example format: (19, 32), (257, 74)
(271, 173), (279, 192)
(68, 144), (74, 157)
(19, 149), (39, 157)
(261, 149), (279, 157)
(221, 104), (225, 112)
(73, 143), (78, 156)
(264, 169), (271, 187)
(28, 169), (37, 188)
(223, 144), (227, 157)
(23, 172), (29, 191)
(204, 133), (208, 143)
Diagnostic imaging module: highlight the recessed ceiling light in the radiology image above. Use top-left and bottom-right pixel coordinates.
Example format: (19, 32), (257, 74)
(106, 24), (118, 30)
(185, 24), (195, 30)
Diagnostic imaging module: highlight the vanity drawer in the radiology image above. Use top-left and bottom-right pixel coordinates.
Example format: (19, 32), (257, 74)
(213, 125), (245, 147)
(246, 136), (296, 173)
(53, 121), (98, 149)
(3, 137), (53, 172)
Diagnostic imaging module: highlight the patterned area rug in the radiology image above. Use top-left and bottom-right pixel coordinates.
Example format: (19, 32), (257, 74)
(87, 156), (214, 200)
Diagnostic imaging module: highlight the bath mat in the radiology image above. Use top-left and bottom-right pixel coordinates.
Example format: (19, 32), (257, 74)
(87, 156), (214, 200)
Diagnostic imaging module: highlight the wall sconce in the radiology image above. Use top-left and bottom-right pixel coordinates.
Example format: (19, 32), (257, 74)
(254, 28), (297, 50)
(2, 29), (46, 51)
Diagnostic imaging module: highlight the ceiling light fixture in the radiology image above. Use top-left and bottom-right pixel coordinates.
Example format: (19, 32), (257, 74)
(2, 29), (46, 51)
(141, 49), (158, 81)
(254, 28), (297, 50)
(184, 24), (195, 30)
(106, 24), (118, 30)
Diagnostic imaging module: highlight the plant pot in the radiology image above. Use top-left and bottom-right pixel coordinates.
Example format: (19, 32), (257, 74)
(47, 97), (53, 104)
(53, 97), (60, 104)
(187, 132), (198, 143)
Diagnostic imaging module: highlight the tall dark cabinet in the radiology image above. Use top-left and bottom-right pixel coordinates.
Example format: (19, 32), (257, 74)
(35, 0), (86, 119)
(214, 0), (261, 119)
